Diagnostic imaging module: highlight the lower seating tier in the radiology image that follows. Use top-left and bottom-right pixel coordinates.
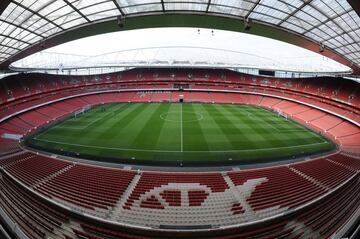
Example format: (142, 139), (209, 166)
(0, 150), (359, 238)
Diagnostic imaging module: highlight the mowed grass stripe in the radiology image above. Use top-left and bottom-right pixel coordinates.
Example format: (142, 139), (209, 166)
(85, 104), (163, 157)
(182, 104), (210, 151)
(75, 103), (134, 146)
(247, 107), (326, 144)
(84, 103), (147, 150)
(130, 103), (172, 150)
(107, 104), (162, 149)
(36, 104), (135, 153)
(239, 105), (321, 147)
(207, 104), (254, 149)
(222, 104), (285, 148)
(196, 104), (235, 151)
(29, 103), (335, 163)
(216, 104), (259, 149)
(155, 104), (182, 151)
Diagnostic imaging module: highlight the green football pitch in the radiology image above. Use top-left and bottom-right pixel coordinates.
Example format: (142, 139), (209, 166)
(27, 103), (334, 165)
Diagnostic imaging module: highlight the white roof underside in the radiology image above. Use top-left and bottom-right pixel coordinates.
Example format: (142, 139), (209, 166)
(10, 28), (352, 74)
(0, 0), (359, 68)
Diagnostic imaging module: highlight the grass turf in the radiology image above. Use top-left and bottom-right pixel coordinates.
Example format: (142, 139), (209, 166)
(27, 103), (334, 164)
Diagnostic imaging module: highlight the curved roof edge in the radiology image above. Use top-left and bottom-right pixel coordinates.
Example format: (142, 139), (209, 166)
(1, 12), (359, 75)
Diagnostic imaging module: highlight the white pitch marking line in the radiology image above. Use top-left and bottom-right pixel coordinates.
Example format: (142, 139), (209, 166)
(33, 138), (329, 153)
(180, 103), (183, 152)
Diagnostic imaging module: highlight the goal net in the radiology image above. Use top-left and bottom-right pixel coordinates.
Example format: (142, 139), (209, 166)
(74, 105), (91, 118)
(275, 109), (288, 120)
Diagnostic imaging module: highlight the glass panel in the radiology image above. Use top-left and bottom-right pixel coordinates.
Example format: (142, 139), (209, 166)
(1, 37), (11, 45)
(333, 11), (360, 32)
(20, 32), (39, 43)
(14, 0), (48, 9)
(339, 46), (352, 54)
(164, 1), (208, 11)
(4, 48), (17, 55)
(73, 0), (109, 9)
(41, 26), (62, 37)
(323, 21), (344, 39)
(27, 35), (42, 44)
(52, 9), (82, 26)
(348, 29), (360, 40)
(79, 1), (117, 15)
(250, 12), (281, 25)
(87, 10), (120, 21)
(2, 3), (30, 25)
(280, 21), (305, 33)
(61, 18), (88, 29)
(351, 43), (360, 52)
(209, 0), (257, 17)
(39, 1), (67, 16)
(324, 37), (343, 48)
(250, 5), (288, 24)
(304, 31), (325, 43)
(0, 22), (17, 36)
(311, 23), (336, 40)
(117, 0), (157, 6)
(295, 6), (325, 25)
(117, 0), (161, 14)
(322, 40), (336, 49)
(3, 38), (20, 47)
(258, 0), (299, 13)
(289, 16), (313, 30)
(1, 3), (18, 21)
(9, 28), (23, 38)
(22, 15), (52, 34)
(310, 0), (351, 18)
(122, 3), (162, 14)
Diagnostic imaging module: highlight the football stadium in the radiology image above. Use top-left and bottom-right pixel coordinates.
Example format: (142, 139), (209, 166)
(0, 1), (360, 239)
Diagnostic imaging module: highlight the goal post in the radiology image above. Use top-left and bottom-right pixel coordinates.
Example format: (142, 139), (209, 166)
(275, 109), (288, 120)
(74, 105), (92, 118)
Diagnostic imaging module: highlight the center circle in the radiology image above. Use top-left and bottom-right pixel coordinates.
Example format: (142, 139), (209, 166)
(160, 111), (203, 122)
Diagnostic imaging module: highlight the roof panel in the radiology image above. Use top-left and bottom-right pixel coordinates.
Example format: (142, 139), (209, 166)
(22, 33), (41, 44)
(250, 4), (288, 24)
(86, 9), (120, 21)
(0, 0), (358, 70)
(79, 1), (117, 15)
(22, 15), (51, 33)
(1, 2), (17, 21)
(310, 0), (351, 18)
(2, 3), (29, 24)
(13, 0), (48, 9)
(60, 17), (88, 29)
(38, 1), (68, 16)
(0, 21), (17, 36)
(315, 23), (337, 39)
(209, 0), (257, 17)
(72, 0), (111, 9)
(118, 1), (162, 14)
(164, 1), (208, 11)
(280, 21), (306, 34)
(249, 12), (282, 25)
(51, 9), (82, 27)
(286, 16), (314, 32)
(258, 0), (300, 12)
(295, 6), (325, 25)
(304, 31), (326, 43)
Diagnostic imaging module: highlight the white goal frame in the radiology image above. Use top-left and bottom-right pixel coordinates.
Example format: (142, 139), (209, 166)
(275, 109), (288, 120)
(74, 105), (92, 118)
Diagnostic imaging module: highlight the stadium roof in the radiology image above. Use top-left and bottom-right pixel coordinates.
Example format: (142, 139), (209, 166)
(10, 28), (352, 75)
(0, 0), (360, 74)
